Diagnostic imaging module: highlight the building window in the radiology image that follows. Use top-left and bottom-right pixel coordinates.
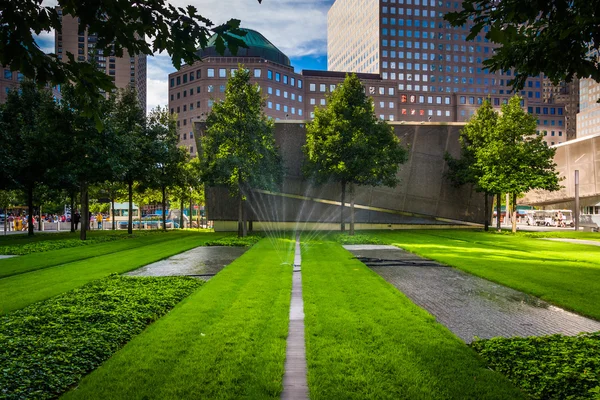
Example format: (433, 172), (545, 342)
(275, 72), (281, 82)
(207, 69), (215, 77)
(320, 84), (326, 92)
(219, 68), (226, 78)
(298, 79), (303, 89)
(170, 78), (174, 87)
(176, 76), (181, 85)
(283, 75), (288, 84)
(219, 85), (225, 92)
(268, 70), (273, 80)
(207, 85), (214, 92)
(320, 99), (326, 105)
(309, 83), (316, 92)
(196, 70), (201, 79)
(276, 89), (281, 96)
(254, 69), (261, 78)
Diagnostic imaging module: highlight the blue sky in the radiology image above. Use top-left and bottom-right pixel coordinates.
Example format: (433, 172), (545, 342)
(37, 0), (335, 111)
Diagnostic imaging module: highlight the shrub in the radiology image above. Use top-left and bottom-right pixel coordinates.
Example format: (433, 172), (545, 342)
(472, 332), (600, 399)
(0, 275), (202, 399)
(332, 233), (385, 245)
(205, 235), (263, 247)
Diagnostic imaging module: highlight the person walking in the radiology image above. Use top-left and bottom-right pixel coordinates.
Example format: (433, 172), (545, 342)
(73, 212), (81, 231)
(96, 213), (103, 230)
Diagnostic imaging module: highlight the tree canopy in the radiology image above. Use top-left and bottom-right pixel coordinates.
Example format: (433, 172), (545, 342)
(201, 65), (282, 236)
(1, 0), (256, 116)
(303, 73), (408, 234)
(445, 0), (600, 90)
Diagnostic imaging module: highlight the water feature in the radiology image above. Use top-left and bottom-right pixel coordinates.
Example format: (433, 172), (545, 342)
(125, 246), (248, 278)
(345, 244), (600, 343)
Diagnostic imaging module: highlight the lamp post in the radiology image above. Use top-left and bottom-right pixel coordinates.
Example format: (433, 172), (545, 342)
(574, 170), (579, 230)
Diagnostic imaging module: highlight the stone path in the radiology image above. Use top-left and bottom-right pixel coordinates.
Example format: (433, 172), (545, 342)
(542, 237), (600, 247)
(281, 234), (308, 400)
(344, 245), (600, 343)
(0, 255), (17, 259)
(125, 246), (247, 278)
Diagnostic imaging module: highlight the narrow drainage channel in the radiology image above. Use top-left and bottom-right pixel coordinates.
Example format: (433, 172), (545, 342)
(281, 232), (308, 400)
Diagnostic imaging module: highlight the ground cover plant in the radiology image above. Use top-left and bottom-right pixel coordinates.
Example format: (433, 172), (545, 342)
(0, 230), (165, 255)
(370, 229), (600, 320)
(301, 239), (524, 399)
(0, 232), (229, 314)
(0, 275), (202, 400)
(332, 232), (385, 245)
(471, 333), (600, 399)
(0, 231), (193, 279)
(204, 233), (263, 247)
(62, 238), (292, 399)
(511, 230), (600, 241)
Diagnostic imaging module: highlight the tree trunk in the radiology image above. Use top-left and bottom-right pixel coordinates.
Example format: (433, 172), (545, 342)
(111, 197), (116, 230)
(27, 186), (34, 237)
(161, 185), (167, 231)
(483, 192), (489, 231)
(3, 203), (7, 236)
(70, 193), (75, 233)
(189, 194), (193, 230)
(237, 191), (243, 237)
(340, 180), (346, 232)
(80, 183), (88, 240)
(127, 180), (133, 235)
(180, 192), (184, 229)
(242, 197), (248, 237)
(349, 183), (355, 236)
(512, 193), (518, 233)
(496, 193), (501, 232)
(38, 205), (42, 232)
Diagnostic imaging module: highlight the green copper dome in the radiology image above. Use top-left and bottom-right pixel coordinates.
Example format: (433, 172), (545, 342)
(198, 28), (291, 67)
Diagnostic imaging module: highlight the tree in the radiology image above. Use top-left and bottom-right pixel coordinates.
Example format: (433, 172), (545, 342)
(59, 85), (116, 239)
(201, 65), (282, 237)
(467, 96), (561, 233)
(303, 74), (408, 234)
(445, 0), (600, 90)
(146, 107), (188, 231)
(0, 0), (254, 119)
(0, 190), (18, 236)
(0, 81), (58, 236)
(445, 99), (498, 231)
(110, 86), (149, 234)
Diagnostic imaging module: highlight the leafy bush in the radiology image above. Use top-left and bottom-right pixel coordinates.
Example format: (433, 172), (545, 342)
(205, 235), (263, 247)
(332, 233), (385, 245)
(0, 275), (202, 399)
(0, 231), (164, 255)
(472, 332), (600, 399)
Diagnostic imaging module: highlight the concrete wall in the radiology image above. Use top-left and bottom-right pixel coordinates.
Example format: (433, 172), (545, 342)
(520, 133), (600, 209)
(197, 121), (488, 229)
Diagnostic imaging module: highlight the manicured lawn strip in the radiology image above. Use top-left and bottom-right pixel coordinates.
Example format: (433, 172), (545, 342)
(514, 230), (600, 241)
(63, 238), (293, 400)
(0, 230), (171, 255)
(0, 275), (203, 400)
(472, 333), (600, 399)
(0, 229), (125, 245)
(301, 240), (524, 399)
(0, 231), (196, 279)
(0, 233), (228, 314)
(371, 230), (600, 320)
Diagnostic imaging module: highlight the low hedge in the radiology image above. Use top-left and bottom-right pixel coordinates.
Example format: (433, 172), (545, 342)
(0, 231), (165, 255)
(332, 233), (385, 245)
(205, 234), (263, 247)
(472, 333), (600, 399)
(0, 274), (203, 400)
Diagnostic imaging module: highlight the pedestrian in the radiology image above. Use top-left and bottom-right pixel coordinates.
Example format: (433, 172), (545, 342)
(73, 212), (81, 230)
(96, 213), (103, 230)
(7, 214), (13, 231)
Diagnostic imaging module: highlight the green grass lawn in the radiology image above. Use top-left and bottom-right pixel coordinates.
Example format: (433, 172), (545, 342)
(62, 238), (294, 400)
(0, 231), (192, 278)
(301, 239), (524, 399)
(0, 231), (229, 314)
(0, 229), (123, 245)
(369, 230), (600, 320)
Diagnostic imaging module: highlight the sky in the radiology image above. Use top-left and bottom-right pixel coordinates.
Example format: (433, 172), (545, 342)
(35, 0), (336, 112)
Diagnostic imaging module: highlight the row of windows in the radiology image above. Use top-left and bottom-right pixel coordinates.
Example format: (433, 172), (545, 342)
(527, 106), (564, 115)
(170, 85), (303, 102)
(265, 102), (303, 116)
(170, 68), (303, 89)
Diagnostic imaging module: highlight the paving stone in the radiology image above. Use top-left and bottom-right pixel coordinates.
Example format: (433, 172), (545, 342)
(542, 238), (600, 247)
(344, 245), (600, 343)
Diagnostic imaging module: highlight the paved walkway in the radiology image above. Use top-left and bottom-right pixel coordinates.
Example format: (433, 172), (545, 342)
(281, 233), (308, 400)
(542, 237), (600, 247)
(125, 246), (247, 278)
(0, 255), (17, 259)
(344, 245), (600, 343)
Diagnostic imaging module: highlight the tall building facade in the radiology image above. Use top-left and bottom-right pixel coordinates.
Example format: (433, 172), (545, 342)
(327, 0), (569, 144)
(0, 69), (23, 103)
(55, 8), (147, 109)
